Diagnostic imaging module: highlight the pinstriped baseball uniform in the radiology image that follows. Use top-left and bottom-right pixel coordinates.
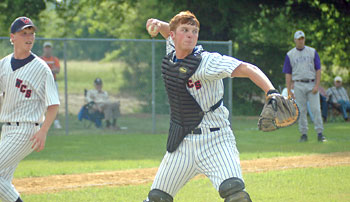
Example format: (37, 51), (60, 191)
(0, 53), (59, 202)
(149, 38), (243, 197)
(283, 46), (323, 135)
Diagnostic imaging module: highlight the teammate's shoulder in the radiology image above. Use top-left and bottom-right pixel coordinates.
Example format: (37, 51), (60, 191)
(0, 53), (13, 67)
(287, 47), (296, 55)
(304, 46), (316, 52)
(0, 53), (13, 62)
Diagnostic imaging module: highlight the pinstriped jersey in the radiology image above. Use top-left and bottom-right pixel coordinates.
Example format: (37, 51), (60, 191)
(166, 37), (241, 128)
(0, 53), (60, 123)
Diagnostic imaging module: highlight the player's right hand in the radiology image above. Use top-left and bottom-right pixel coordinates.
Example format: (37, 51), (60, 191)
(30, 130), (48, 152)
(146, 18), (161, 37)
(288, 91), (295, 100)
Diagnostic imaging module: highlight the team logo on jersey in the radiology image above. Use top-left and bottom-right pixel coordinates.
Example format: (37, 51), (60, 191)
(15, 78), (32, 98)
(187, 79), (202, 90)
(179, 67), (187, 73)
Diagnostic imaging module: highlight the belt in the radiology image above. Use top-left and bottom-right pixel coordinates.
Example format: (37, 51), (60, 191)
(294, 79), (315, 83)
(6, 122), (39, 126)
(190, 128), (220, 134)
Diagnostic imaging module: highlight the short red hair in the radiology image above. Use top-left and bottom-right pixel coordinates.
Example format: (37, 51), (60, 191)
(169, 11), (200, 32)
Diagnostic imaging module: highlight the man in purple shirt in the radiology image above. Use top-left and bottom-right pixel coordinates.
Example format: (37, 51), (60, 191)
(283, 30), (326, 142)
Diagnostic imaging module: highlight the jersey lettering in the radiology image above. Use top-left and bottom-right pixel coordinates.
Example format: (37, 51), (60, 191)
(187, 79), (202, 90)
(15, 79), (23, 88)
(194, 81), (202, 89)
(187, 79), (194, 88)
(25, 89), (32, 98)
(20, 84), (27, 93)
(15, 79), (31, 98)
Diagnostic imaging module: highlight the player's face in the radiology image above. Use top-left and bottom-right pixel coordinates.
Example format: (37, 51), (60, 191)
(171, 23), (199, 57)
(294, 37), (305, 49)
(11, 27), (35, 52)
(95, 84), (103, 91)
(335, 81), (342, 88)
(43, 46), (52, 56)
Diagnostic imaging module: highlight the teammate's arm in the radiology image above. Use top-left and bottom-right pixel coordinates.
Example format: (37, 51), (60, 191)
(231, 62), (275, 94)
(30, 104), (59, 152)
(312, 69), (321, 94)
(146, 18), (170, 39)
(285, 73), (294, 99)
(51, 58), (60, 74)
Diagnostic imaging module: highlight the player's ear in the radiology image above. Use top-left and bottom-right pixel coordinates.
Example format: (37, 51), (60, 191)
(170, 31), (175, 41)
(10, 33), (15, 45)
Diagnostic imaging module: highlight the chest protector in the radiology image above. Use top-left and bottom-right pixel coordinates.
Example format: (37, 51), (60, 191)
(161, 51), (204, 152)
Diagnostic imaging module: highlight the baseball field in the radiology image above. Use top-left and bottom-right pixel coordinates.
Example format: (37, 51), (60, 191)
(12, 114), (350, 202)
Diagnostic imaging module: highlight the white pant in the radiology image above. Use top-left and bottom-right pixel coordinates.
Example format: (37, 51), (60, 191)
(150, 126), (243, 197)
(0, 124), (39, 202)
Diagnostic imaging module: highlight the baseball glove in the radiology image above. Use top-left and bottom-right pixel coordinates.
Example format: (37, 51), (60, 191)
(258, 89), (299, 132)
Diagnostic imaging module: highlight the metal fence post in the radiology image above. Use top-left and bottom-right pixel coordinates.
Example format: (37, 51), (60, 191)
(228, 40), (233, 124)
(152, 38), (156, 134)
(63, 40), (69, 135)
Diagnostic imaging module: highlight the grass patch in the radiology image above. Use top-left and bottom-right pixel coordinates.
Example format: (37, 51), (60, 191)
(22, 166), (350, 202)
(15, 118), (350, 178)
(56, 60), (127, 95)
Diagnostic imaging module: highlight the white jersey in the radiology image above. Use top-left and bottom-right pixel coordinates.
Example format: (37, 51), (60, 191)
(166, 37), (242, 128)
(0, 53), (60, 123)
(146, 38), (245, 200)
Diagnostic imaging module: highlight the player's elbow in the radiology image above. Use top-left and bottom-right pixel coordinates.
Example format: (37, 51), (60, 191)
(231, 62), (258, 78)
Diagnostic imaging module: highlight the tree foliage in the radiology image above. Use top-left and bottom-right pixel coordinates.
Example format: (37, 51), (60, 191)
(0, 0), (47, 36)
(2, 0), (348, 114)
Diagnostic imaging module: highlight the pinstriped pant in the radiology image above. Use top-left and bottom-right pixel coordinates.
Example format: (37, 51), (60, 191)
(150, 126), (243, 197)
(0, 124), (38, 202)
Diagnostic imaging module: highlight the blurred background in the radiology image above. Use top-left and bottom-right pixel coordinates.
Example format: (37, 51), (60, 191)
(0, 0), (349, 134)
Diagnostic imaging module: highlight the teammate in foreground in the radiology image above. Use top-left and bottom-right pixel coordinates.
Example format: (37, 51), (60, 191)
(0, 17), (60, 202)
(144, 11), (278, 202)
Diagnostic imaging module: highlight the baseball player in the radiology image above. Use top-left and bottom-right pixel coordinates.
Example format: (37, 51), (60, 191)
(0, 17), (59, 202)
(144, 11), (278, 202)
(283, 30), (326, 142)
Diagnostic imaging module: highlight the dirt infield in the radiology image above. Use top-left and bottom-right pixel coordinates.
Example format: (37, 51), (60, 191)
(14, 152), (350, 194)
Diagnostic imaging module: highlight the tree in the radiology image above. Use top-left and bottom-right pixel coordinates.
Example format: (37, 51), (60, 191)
(0, 0), (47, 36)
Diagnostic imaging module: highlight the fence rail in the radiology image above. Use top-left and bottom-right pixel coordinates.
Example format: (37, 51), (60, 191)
(0, 37), (232, 135)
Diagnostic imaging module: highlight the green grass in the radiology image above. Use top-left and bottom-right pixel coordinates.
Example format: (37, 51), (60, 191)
(15, 118), (350, 178)
(22, 166), (350, 202)
(56, 61), (127, 95)
(11, 116), (350, 201)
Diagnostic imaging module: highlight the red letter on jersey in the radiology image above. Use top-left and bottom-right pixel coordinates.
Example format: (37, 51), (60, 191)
(15, 79), (23, 88)
(194, 81), (202, 90)
(20, 85), (27, 93)
(187, 79), (194, 88)
(25, 90), (32, 98)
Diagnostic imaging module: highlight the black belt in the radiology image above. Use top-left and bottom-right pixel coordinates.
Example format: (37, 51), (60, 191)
(206, 98), (223, 113)
(190, 128), (220, 134)
(6, 122), (39, 126)
(294, 79), (315, 83)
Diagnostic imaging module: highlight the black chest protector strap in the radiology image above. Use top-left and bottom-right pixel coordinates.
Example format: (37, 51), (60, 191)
(162, 51), (223, 152)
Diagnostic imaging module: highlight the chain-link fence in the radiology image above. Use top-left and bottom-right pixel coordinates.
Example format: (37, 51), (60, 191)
(0, 37), (232, 135)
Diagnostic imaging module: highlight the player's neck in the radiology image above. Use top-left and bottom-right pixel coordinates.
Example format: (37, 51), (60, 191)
(175, 49), (193, 59)
(13, 49), (31, 60)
